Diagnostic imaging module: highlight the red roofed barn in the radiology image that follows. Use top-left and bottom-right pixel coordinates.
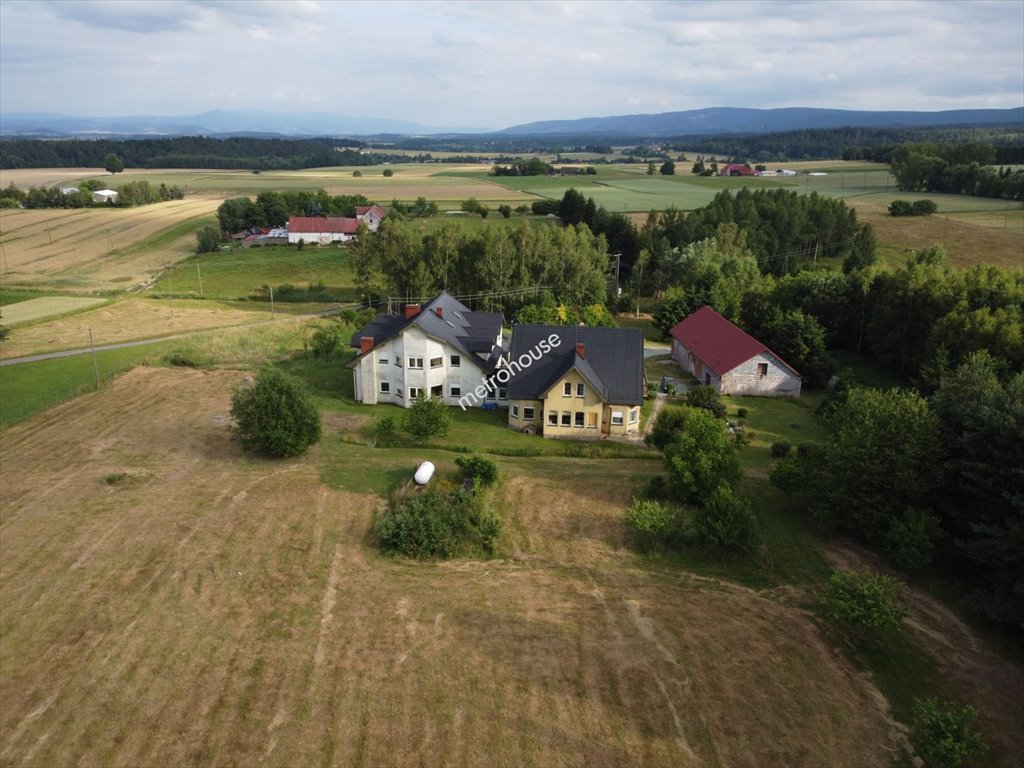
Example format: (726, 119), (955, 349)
(669, 306), (801, 397)
(719, 163), (756, 177)
(287, 216), (361, 245)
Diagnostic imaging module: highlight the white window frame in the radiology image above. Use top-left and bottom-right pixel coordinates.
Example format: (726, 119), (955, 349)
(548, 411), (558, 426)
(611, 410), (624, 426)
(561, 411), (571, 427)
(511, 404), (520, 419)
(430, 356), (443, 368)
(576, 383), (585, 398)
(408, 357), (423, 369)
(451, 385), (461, 397)
(379, 381), (390, 394)
(523, 406), (535, 420)
(497, 387), (507, 400)
(450, 354), (461, 367)
(574, 411), (585, 428)
(563, 382), (572, 397)
(629, 409), (638, 424)
(410, 387), (422, 399)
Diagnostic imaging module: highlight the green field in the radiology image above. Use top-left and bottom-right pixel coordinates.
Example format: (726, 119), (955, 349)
(0, 295), (109, 325)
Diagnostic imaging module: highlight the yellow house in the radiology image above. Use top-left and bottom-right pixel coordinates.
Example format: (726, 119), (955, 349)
(505, 325), (644, 439)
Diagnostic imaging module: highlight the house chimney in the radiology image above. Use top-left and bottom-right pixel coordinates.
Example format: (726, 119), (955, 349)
(576, 342), (585, 358)
(436, 306), (444, 319)
(360, 336), (374, 354)
(405, 303), (421, 319)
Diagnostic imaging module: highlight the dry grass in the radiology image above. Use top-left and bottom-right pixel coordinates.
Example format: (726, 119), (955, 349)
(0, 298), (281, 359)
(0, 196), (221, 291)
(0, 367), (901, 767)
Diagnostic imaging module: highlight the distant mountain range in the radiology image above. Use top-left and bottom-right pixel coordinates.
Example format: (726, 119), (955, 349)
(1, 106), (1021, 139)
(497, 107), (1024, 136)
(0, 109), (487, 138)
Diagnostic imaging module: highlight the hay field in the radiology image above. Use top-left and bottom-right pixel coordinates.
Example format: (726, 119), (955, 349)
(0, 366), (900, 768)
(0, 296), (108, 325)
(0, 298), (277, 360)
(0, 196), (221, 292)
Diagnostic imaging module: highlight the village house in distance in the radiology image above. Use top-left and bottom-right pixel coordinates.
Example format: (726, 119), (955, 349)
(669, 305), (802, 396)
(287, 204), (385, 245)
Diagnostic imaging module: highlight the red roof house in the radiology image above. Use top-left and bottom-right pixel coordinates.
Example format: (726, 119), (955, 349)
(720, 163), (756, 177)
(669, 306), (801, 397)
(286, 216), (361, 245)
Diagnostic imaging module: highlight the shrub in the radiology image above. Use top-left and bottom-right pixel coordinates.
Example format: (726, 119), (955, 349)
(663, 408), (741, 505)
(382, 168), (394, 177)
(456, 455), (498, 487)
(644, 474), (668, 499)
(693, 486), (760, 554)
(685, 385), (726, 418)
(911, 199), (938, 216)
(497, 204), (512, 219)
(910, 698), (986, 768)
(737, 407), (748, 418)
(823, 570), (905, 630)
(230, 369), (322, 458)
(770, 441), (792, 458)
(309, 325), (342, 358)
(884, 507), (942, 570)
(625, 497), (682, 545)
(403, 396), (451, 441)
(374, 415), (396, 443)
(769, 458), (806, 494)
(195, 224), (221, 254)
(650, 405), (689, 450)
(353, 170), (362, 177)
(530, 199), (559, 215)
(377, 484), (500, 558)
(888, 199), (914, 216)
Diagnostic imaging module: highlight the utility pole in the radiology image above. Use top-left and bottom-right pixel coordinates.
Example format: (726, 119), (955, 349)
(1, 241), (9, 273)
(270, 284), (275, 316)
(88, 326), (100, 390)
(613, 253), (621, 298)
(107, 229), (113, 254)
(196, 264), (204, 296)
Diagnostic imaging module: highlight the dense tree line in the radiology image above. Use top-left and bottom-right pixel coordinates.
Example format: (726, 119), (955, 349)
(0, 137), (377, 170)
(216, 190), (370, 232)
(349, 218), (608, 314)
(0, 179), (184, 209)
(489, 158), (552, 176)
(889, 142), (1024, 200)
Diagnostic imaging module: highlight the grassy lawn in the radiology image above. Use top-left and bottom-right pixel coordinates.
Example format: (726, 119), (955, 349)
(0, 288), (54, 306)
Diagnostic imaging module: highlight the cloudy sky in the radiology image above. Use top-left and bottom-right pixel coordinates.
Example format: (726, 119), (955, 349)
(1, 0), (1021, 130)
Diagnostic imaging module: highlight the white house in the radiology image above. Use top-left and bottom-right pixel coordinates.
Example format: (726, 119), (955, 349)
(91, 189), (118, 203)
(355, 204), (385, 230)
(286, 216), (359, 245)
(349, 292), (505, 408)
(669, 306), (801, 397)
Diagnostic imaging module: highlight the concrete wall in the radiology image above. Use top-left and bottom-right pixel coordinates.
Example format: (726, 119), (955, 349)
(720, 352), (801, 397)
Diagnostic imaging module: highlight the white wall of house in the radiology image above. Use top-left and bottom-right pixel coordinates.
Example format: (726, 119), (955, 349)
(721, 352), (801, 397)
(287, 231), (355, 245)
(353, 326), (489, 408)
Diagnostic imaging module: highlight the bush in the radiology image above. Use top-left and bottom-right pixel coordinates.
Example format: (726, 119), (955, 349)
(230, 369), (322, 458)
(910, 698), (986, 768)
(377, 484), (500, 558)
(693, 486), (760, 554)
(374, 415), (396, 443)
(352, 170), (362, 177)
(497, 204), (512, 219)
(195, 224), (221, 254)
(770, 441), (792, 458)
(382, 168), (394, 177)
(911, 199), (938, 216)
(888, 199), (913, 216)
(644, 474), (668, 499)
(823, 570), (905, 630)
(649, 405), (689, 450)
(456, 455), (498, 487)
(884, 507), (942, 570)
(625, 497), (682, 545)
(737, 407), (748, 418)
(530, 199), (559, 215)
(769, 458), (806, 494)
(686, 385), (726, 418)
(403, 396), (451, 441)
(309, 325), (342, 358)
(663, 408), (741, 505)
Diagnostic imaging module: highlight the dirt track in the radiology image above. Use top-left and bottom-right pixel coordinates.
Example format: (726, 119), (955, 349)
(1, 367), (903, 767)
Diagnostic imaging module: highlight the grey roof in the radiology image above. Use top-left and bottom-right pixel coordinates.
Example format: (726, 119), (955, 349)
(350, 292), (504, 371)
(505, 324), (645, 406)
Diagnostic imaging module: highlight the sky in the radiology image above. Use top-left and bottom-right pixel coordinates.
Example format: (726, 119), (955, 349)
(1, 0), (1022, 131)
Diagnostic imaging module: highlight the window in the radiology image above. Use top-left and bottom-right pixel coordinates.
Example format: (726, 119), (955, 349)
(563, 382), (572, 397)
(450, 354), (461, 367)
(576, 383), (585, 398)
(757, 362), (769, 378)
(511, 404), (520, 419)
(574, 412), (585, 427)
(430, 356), (443, 368)
(704, 373), (711, 385)
(548, 411), (558, 426)
(378, 353), (388, 364)
(561, 411), (571, 427)
(523, 407), (535, 420)
(410, 387), (422, 399)
(629, 409), (638, 424)
(497, 387), (507, 400)
(587, 412), (598, 428)
(430, 385), (443, 398)
(380, 381), (390, 394)
(611, 411), (624, 426)
(408, 357), (423, 369)
(451, 385), (461, 398)
(396, 387), (404, 398)
(395, 358), (402, 368)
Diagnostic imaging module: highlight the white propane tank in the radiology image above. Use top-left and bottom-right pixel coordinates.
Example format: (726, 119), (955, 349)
(414, 461), (435, 486)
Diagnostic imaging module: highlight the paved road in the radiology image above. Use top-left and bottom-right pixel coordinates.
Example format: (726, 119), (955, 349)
(0, 305), (349, 367)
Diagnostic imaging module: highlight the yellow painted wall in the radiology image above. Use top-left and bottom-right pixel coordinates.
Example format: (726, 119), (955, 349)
(540, 370), (605, 437)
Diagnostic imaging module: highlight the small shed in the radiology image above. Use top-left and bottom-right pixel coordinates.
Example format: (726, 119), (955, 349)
(91, 189), (119, 203)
